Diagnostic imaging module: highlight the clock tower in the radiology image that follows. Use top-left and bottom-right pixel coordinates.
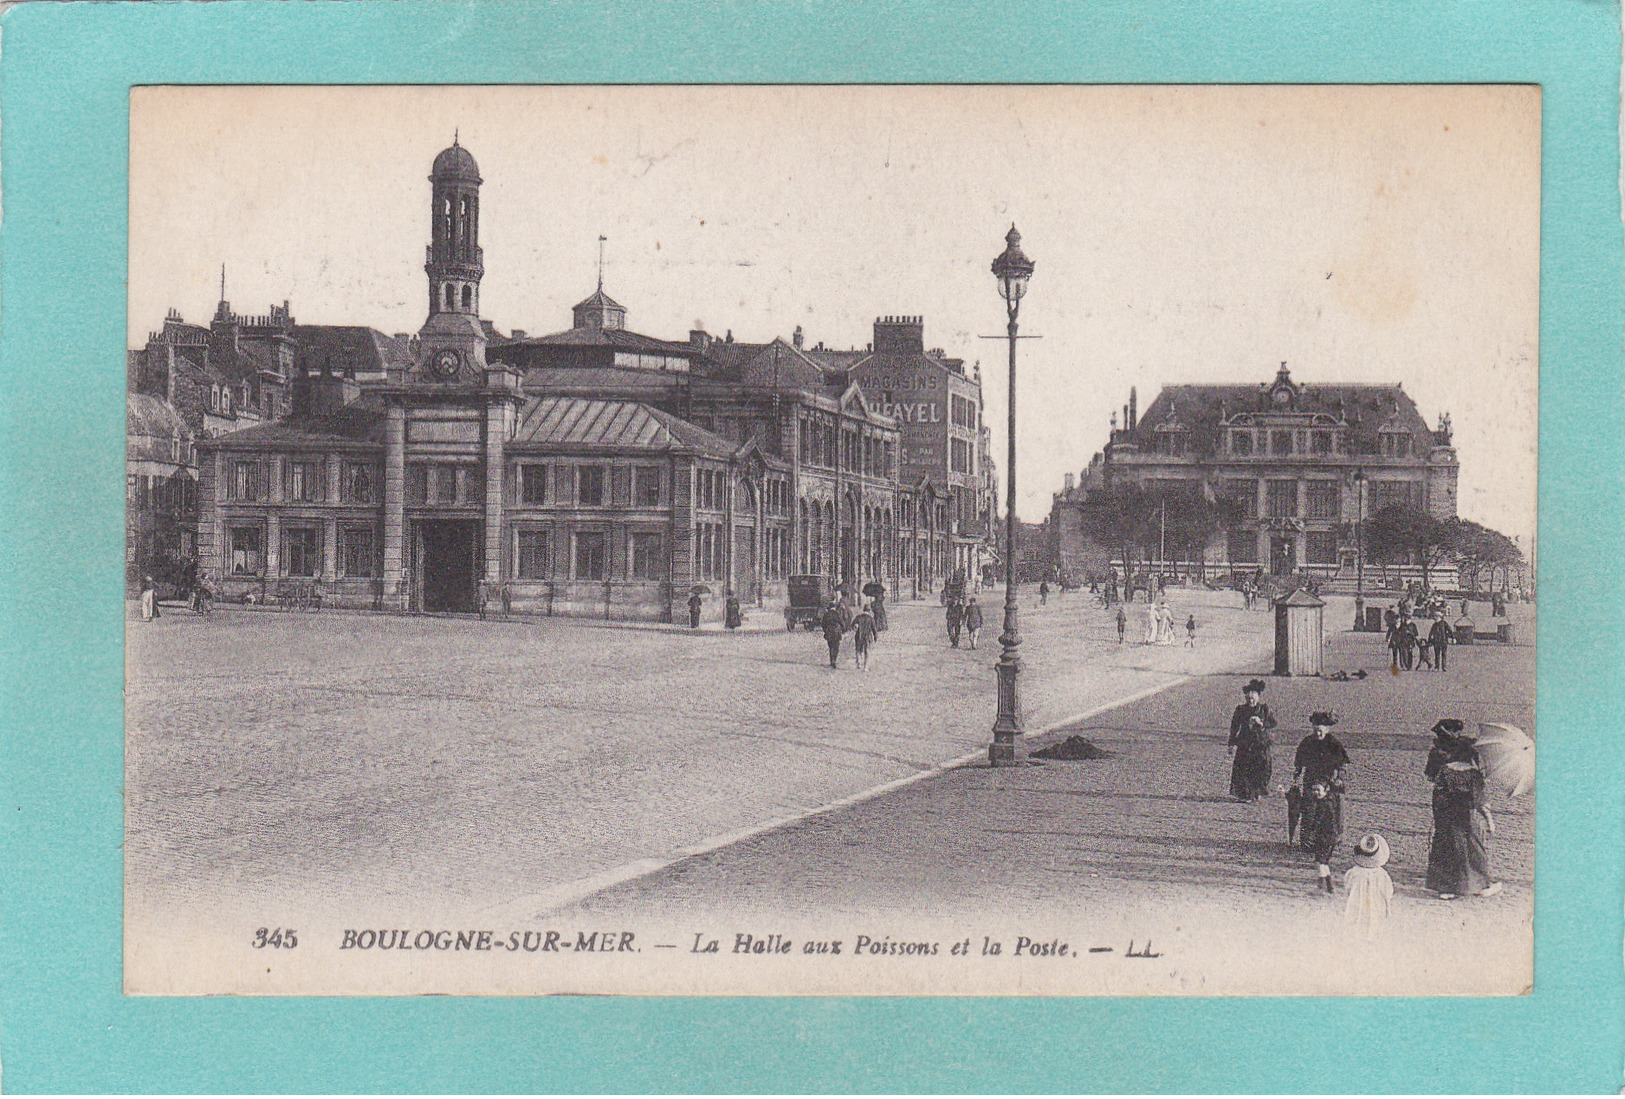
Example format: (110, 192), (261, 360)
(418, 136), (486, 382)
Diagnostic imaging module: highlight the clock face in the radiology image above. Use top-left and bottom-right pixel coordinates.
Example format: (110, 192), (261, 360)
(1271, 387), (1291, 405)
(432, 349), (461, 378)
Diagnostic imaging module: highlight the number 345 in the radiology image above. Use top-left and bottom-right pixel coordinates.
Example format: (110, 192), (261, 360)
(252, 927), (298, 949)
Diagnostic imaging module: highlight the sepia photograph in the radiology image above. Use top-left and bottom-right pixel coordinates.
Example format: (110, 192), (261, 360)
(124, 83), (1538, 996)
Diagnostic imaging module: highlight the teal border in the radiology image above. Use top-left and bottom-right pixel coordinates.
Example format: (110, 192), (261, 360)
(2, 1), (1620, 1091)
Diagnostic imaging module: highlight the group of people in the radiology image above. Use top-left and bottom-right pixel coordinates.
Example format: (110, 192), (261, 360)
(944, 596), (985, 650)
(1385, 607), (1453, 671)
(1119, 601), (1194, 647)
(819, 587), (888, 669)
(685, 588), (747, 630)
(1226, 680), (1503, 932)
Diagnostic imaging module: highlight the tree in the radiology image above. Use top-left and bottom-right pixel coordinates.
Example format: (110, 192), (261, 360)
(1146, 482), (1236, 575)
(1365, 504), (1458, 589)
(1080, 481), (1153, 578)
(1451, 518), (1526, 593)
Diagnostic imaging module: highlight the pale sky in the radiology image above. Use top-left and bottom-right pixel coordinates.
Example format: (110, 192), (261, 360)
(130, 85), (1539, 540)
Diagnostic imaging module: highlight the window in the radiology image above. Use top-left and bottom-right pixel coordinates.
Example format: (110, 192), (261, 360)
(442, 283), (453, 311)
(516, 529), (550, 579)
(1381, 432), (1413, 458)
(1156, 430), (1188, 456)
(345, 462), (373, 504)
(577, 465), (605, 506)
(630, 532), (664, 580)
(1266, 479), (1298, 518)
(231, 461), (259, 501)
(521, 464), (548, 505)
(435, 465), (458, 505)
(229, 524), (264, 576)
(634, 466), (661, 507)
(1312, 430), (1333, 455)
(406, 464), (428, 506)
(1231, 431), (1253, 456)
(461, 285), (473, 310)
(1224, 478), (1257, 520)
(1372, 480), (1423, 513)
(1227, 527), (1259, 563)
(126, 474), (138, 506)
(1306, 530), (1338, 565)
(283, 526), (321, 578)
(1271, 430), (1295, 456)
(341, 526), (376, 577)
(573, 531), (606, 580)
(950, 438), (970, 474)
(1305, 481), (1340, 520)
(288, 460), (319, 502)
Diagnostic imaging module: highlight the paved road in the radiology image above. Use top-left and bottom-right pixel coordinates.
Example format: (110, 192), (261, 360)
(125, 587), (1275, 989)
(556, 624), (1534, 995)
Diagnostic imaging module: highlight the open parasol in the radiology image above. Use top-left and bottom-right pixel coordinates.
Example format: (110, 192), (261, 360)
(1473, 722), (1534, 797)
(688, 584), (713, 596)
(862, 581), (886, 599)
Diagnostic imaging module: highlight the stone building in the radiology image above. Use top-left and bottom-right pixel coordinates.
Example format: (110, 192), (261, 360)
(126, 393), (197, 589)
(183, 138), (993, 620)
(1049, 364), (1459, 584)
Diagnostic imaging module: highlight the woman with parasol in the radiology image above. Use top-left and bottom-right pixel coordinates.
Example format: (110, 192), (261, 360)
(1424, 718), (1513, 899)
(1226, 679), (1276, 802)
(1293, 711), (1351, 893)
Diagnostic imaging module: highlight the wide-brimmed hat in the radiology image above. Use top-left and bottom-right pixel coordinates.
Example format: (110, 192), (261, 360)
(1244, 679), (1268, 694)
(1310, 711), (1338, 727)
(1432, 717), (1467, 737)
(1353, 833), (1390, 868)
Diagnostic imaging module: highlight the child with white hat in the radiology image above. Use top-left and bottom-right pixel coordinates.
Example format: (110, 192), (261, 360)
(1344, 833), (1395, 940)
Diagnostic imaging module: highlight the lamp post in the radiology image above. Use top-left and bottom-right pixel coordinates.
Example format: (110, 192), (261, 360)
(989, 225), (1034, 766)
(1353, 468), (1366, 630)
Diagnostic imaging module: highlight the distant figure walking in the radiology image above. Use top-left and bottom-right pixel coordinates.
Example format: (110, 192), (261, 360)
(724, 590), (742, 630)
(1227, 679), (1276, 802)
(1116, 606), (1127, 643)
(688, 590), (704, 629)
(870, 589), (887, 633)
(139, 576), (159, 621)
(1428, 616), (1452, 671)
(852, 603), (877, 669)
(1185, 614), (1197, 647)
(1038, 580), (1049, 606)
(820, 601), (845, 669)
(1142, 603), (1158, 645)
(1157, 602), (1176, 645)
(962, 597), (984, 650)
(946, 601), (964, 648)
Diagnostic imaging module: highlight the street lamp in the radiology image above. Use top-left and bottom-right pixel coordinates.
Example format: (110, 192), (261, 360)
(1353, 468), (1366, 629)
(989, 225), (1034, 766)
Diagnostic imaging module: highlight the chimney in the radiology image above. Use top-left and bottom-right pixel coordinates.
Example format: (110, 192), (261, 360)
(873, 314), (924, 353)
(1129, 387), (1138, 430)
(1064, 472), (1076, 493)
(792, 325), (803, 350)
(509, 329), (527, 340)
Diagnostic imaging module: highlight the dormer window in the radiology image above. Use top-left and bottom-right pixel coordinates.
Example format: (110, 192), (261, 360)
(1381, 431), (1412, 458)
(1231, 431), (1254, 456)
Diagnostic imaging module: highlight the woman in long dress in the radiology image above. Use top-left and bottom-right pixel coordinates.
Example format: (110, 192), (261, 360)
(1424, 719), (1502, 899)
(1294, 711), (1351, 892)
(1227, 679), (1276, 802)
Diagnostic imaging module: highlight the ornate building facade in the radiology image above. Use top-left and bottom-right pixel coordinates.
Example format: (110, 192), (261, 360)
(1049, 364), (1459, 584)
(184, 140), (986, 621)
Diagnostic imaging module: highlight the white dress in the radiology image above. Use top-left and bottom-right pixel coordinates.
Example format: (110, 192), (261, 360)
(1143, 606), (1158, 644)
(1343, 865), (1394, 940)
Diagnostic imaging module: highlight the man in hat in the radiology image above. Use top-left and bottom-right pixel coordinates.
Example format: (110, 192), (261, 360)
(1427, 615), (1452, 671)
(1344, 833), (1395, 939)
(1294, 711), (1351, 892)
(819, 601), (846, 670)
(1227, 679), (1276, 802)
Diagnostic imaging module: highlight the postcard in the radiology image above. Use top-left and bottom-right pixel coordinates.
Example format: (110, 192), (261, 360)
(122, 83), (1539, 997)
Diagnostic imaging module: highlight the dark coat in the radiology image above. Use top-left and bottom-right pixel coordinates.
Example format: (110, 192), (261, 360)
(962, 603), (984, 630)
(820, 608), (845, 641)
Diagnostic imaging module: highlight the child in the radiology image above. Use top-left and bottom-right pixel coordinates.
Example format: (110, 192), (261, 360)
(852, 603), (876, 669)
(1185, 614), (1197, 647)
(1344, 833), (1395, 940)
(1300, 780), (1341, 892)
(1115, 606), (1127, 644)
